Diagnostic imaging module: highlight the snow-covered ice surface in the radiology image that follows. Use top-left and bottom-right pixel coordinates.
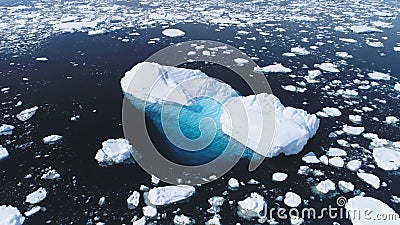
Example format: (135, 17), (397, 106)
(0, 0), (400, 224)
(146, 185), (195, 206)
(0, 205), (25, 225)
(94, 138), (136, 166)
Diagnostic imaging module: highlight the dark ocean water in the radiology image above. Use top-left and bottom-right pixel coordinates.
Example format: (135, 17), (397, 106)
(0, 13), (399, 225)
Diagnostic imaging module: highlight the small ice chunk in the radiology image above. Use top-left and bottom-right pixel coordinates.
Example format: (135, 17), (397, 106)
(340, 38), (357, 43)
(302, 152), (320, 164)
(0, 124), (15, 136)
(173, 214), (194, 225)
(36, 57), (48, 62)
(255, 63), (292, 73)
(143, 206), (157, 218)
(205, 215), (221, 225)
(327, 148), (347, 157)
(41, 169), (61, 180)
(16, 106), (39, 122)
(24, 206), (41, 217)
(290, 216), (304, 225)
(350, 25), (382, 34)
(367, 72), (390, 80)
(357, 172), (380, 189)
(346, 196), (399, 225)
(162, 28), (185, 37)
(336, 51), (353, 59)
(349, 115), (362, 124)
(95, 138), (135, 166)
(317, 107), (341, 118)
(147, 185), (195, 206)
(0, 205), (25, 225)
(329, 157), (345, 168)
(284, 192), (301, 207)
(132, 217), (146, 225)
(338, 181), (354, 193)
(272, 172), (288, 182)
(228, 178), (240, 190)
(320, 155), (329, 165)
(291, 47), (310, 56)
(315, 63), (340, 73)
(385, 116), (399, 124)
(151, 175), (160, 185)
(0, 146), (9, 161)
(234, 58), (249, 66)
(343, 125), (364, 135)
(366, 40), (384, 48)
(127, 191), (140, 209)
(373, 147), (400, 171)
(315, 179), (335, 194)
(43, 135), (63, 144)
(98, 197), (106, 206)
(237, 192), (266, 219)
(347, 160), (362, 172)
(25, 187), (48, 204)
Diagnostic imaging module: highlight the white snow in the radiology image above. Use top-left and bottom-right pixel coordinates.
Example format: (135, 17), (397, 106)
(237, 192), (266, 219)
(173, 214), (194, 225)
(357, 172), (380, 189)
(338, 181), (354, 193)
(25, 187), (48, 204)
(43, 135), (63, 144)
(0, 205), (25, 225)
(346, 196), (400, 225)
(347, 160), (362, 172)
(162, 28), (185, 37)
(302, 152), (320, 164)
(95, 138), (135, 166)
(255, 63), (292, 73)
(0, 145), (9, 161)
(315, 179), (335, 194)
(373, 147), (400, 171)
(343, 125), (364, 135)
(284, 192), (301, 207)
(350, 25), (383, 34)
(0, 124), (15, 135)
(147, 185), (195, 206)
(127, 191), (140, 209)
(228, 178), (240, 189)
(367, 72), (391, 80)
(315, 63), (340, 73)
(16, 106), (39, 122)
(272, 172), (288, 182)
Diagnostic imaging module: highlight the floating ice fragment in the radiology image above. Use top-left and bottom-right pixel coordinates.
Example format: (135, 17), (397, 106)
(336, 51), (353, 59)
(327, 148), (347, 157)
(343, 125), (364, 135)
(367, 72), (390, 80)
(347, 160), (362, 172)
(317, 107), (341, 118)
(302, 152), (320, 164)
(291, 47), (310, 56)
(228, 178), (240, 190)
(0, 146), (9, 161)
(43, 135), (63, 145)
(25, 187), (47, 204)
(41, 169), (61, 180)
(16, 106), (39, 122)
(162, 29), (185, 37)
(373, 147), (400, 171)
(329, 157), (344, 168)
(315, 63), (340, 73)
(357, 172), (380, 189)
(147, 185), (195, 206)
(0, 124), (14, 136)
(338, 181), (354, 193)
(272, 172), (288, 182)
(173, 214), (194, 225)
(284, 192), (301, 207)
(237, 192), (266, 219)
(95, 138), (135, 166)
(315, 179), (335, 194)
(143, 206), (157, 218)
(255, 63), (292, 73)
(36, 57), (48, 62)
(127, 191), (140, 209)
(24, 206), (41, 217)
(350, 25), (382, 34)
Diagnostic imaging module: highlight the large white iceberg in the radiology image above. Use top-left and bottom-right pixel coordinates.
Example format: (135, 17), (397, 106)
(0, 205), (25, 225)
(121, 62), (319, 160)
(95, 138), (136, 166)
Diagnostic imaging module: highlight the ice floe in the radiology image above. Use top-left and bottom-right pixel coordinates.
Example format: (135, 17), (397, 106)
(25, 187), (48, 204)
(43, 135), (63, 145)
(315, 63), (340, 73)
(255, 63), (292, 73)
(237, 192), (266, 219)
(0, 205), (25, 225)
(272, 172), (288, 182)
(162, 28), (185, 37)
(95, 138), (135, 166)
(329, 157), (345, 168)
(317, 107), (342, 118)
(228, 178), (240, 190)
(343, 125), (364, 135)
(372, 147), (400, 171)
(357, 172), (380, 189)
(173, 214), (194, 225)
(284, 192), (301, 207)
(347, 160), (362, 172)
(127, 191), (140, 209)
(0, 124), (15, 136)
(346, 196), (400, 225)
(338, 181), (354, 193)
(147, 185), (195, 206)
(350, 25), (382, 34)
(302, 152), (320, 164)
(315, 179), (335, 194)
(0, 146), (9, 161)
(367, 72), (391, 80)
(16, 106), (39, 122)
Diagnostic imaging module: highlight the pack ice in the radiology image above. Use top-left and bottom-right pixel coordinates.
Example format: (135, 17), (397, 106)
(121, 62), (319, 160)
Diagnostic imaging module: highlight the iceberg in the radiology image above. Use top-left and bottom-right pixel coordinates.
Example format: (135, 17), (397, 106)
(284, 192), (301, 207)
(162, 28), (185, 37)
(0, 145), (9, 161)
(25, 187), (48, 204)
(16, 106), (39, 122)
(0, 124), (15, 136)
(0, 205), (25, 225)
(255, 63), (292, 73)
(237, 192), (266, 219)
(350, 25), (383, 34)
(121, 62), (319, 163)
(42, 135), (63, 145)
